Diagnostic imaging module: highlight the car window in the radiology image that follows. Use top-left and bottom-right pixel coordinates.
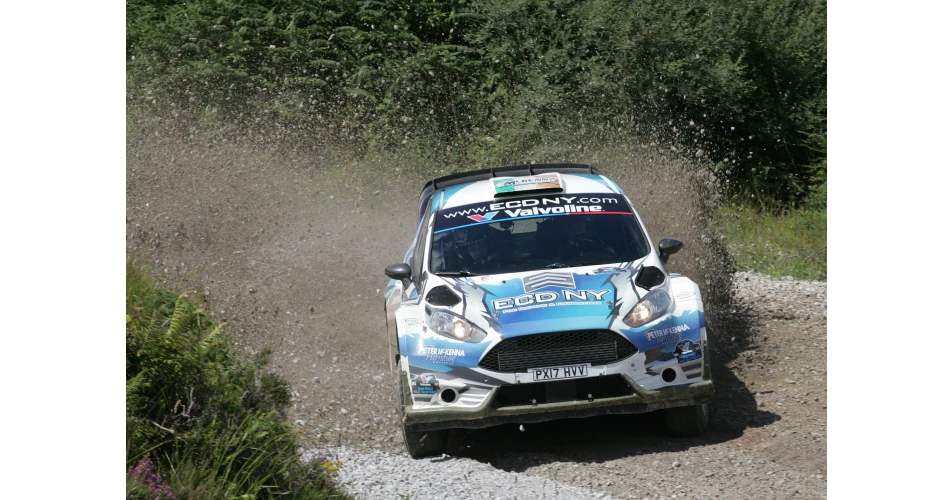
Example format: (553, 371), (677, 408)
(411, 215), (430, 285)
(430, 192), (649, 275)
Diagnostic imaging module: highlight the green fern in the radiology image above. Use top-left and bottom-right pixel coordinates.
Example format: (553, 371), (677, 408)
(198, 322), (224, 353)
(165, 294), (191, 339)
(126, 261), (347, 498)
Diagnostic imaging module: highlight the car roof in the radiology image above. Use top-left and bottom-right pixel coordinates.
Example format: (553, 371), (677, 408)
(440, 173), (621, 209)
(417, 164), (624, 219)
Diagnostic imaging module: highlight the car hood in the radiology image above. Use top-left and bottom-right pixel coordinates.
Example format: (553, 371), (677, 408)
(441, 263), (649, 338)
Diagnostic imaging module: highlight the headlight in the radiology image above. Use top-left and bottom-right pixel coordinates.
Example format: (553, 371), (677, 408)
(622, 289), (674, 328)
(428, 310), (488, 343)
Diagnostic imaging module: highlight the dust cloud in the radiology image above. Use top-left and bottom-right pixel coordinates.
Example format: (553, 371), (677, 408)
(126, 112), (744, 447)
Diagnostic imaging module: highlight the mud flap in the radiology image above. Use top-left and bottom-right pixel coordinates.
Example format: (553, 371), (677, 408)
(702, 340), (713, 380)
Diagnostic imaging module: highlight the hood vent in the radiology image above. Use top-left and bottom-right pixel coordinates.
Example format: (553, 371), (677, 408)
(635, 266), (666, 290)
(523, 272), (576, 293)
(425, 285), (461, 307)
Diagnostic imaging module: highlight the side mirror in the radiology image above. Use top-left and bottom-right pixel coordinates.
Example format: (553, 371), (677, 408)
(385, 263), (412, 280)
(658, 238), (683, 264)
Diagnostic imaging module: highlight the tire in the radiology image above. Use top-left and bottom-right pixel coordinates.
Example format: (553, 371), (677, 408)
(665, 403), (709, 437)
(398, 373), (447, 458)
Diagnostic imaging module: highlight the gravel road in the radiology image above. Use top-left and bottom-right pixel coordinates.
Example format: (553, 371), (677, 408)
(309, 272), (826, 500)
(307, 446), (621, 500)
(126, 126), (827, 499)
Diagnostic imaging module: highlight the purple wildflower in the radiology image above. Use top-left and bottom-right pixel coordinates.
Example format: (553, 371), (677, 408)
(128, 455), (175, 500)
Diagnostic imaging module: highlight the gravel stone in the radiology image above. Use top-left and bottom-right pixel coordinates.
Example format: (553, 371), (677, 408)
(307, 447), (619, 500)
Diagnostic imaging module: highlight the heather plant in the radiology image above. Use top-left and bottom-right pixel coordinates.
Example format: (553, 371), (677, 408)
(127, 455), (175, 500)
(126, 260), (348, 499)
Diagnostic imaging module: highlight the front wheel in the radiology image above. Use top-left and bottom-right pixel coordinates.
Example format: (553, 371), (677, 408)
(665, 403), (709, 437)
(398, 374), (447, 458)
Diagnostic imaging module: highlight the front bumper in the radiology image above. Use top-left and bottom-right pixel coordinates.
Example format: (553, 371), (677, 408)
(402, 374), (714, 432)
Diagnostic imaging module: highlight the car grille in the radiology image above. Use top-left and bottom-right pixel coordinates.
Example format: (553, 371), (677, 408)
(478, 329), (638, 373)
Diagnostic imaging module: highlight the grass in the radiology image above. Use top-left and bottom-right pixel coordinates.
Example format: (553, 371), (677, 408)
(126, 260), (350, 499)
(716, 202), (827, 281)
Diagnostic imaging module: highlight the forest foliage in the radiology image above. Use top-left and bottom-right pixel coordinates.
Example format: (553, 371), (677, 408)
(127, 0), (826, 206)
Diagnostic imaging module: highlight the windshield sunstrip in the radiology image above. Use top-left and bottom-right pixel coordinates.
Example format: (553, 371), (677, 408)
(434, 193), (632, 233)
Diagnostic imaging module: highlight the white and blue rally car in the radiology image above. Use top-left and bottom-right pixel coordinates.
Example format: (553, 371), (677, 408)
(383, 164), (714, 457)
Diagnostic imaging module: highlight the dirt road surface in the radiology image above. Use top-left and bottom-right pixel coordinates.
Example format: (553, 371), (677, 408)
(127, 130), (826, 499)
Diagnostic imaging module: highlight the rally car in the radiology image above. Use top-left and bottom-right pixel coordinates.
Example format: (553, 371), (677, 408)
(383, 164), (713, 458)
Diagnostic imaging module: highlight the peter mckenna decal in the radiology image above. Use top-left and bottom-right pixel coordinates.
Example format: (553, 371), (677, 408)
(643, 324), (690, 344)
(415, 342), (466, 364)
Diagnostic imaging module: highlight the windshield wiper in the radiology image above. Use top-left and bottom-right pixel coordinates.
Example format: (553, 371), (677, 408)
(434, 270), (479, 277)
(545, 261), (607, 269)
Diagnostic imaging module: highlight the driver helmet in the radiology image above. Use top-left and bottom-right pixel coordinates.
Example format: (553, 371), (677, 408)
(455, 224), (490, 248)
(563, 215), (594, 241)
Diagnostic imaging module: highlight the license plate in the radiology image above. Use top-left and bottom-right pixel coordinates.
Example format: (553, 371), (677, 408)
(531, 364), (589, 381)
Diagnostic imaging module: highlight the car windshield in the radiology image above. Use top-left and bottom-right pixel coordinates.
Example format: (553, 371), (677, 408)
(429, 193), (650, 276)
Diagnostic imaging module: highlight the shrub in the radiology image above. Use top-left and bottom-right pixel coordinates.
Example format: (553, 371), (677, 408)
(126, 260), (347, 499)
(126, 0), (826, 206)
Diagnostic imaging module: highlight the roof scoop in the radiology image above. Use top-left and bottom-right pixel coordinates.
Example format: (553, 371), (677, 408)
(492, 173), (564, 197)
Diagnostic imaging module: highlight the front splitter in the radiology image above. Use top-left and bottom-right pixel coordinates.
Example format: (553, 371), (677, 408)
(403, 374), (713, 432)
